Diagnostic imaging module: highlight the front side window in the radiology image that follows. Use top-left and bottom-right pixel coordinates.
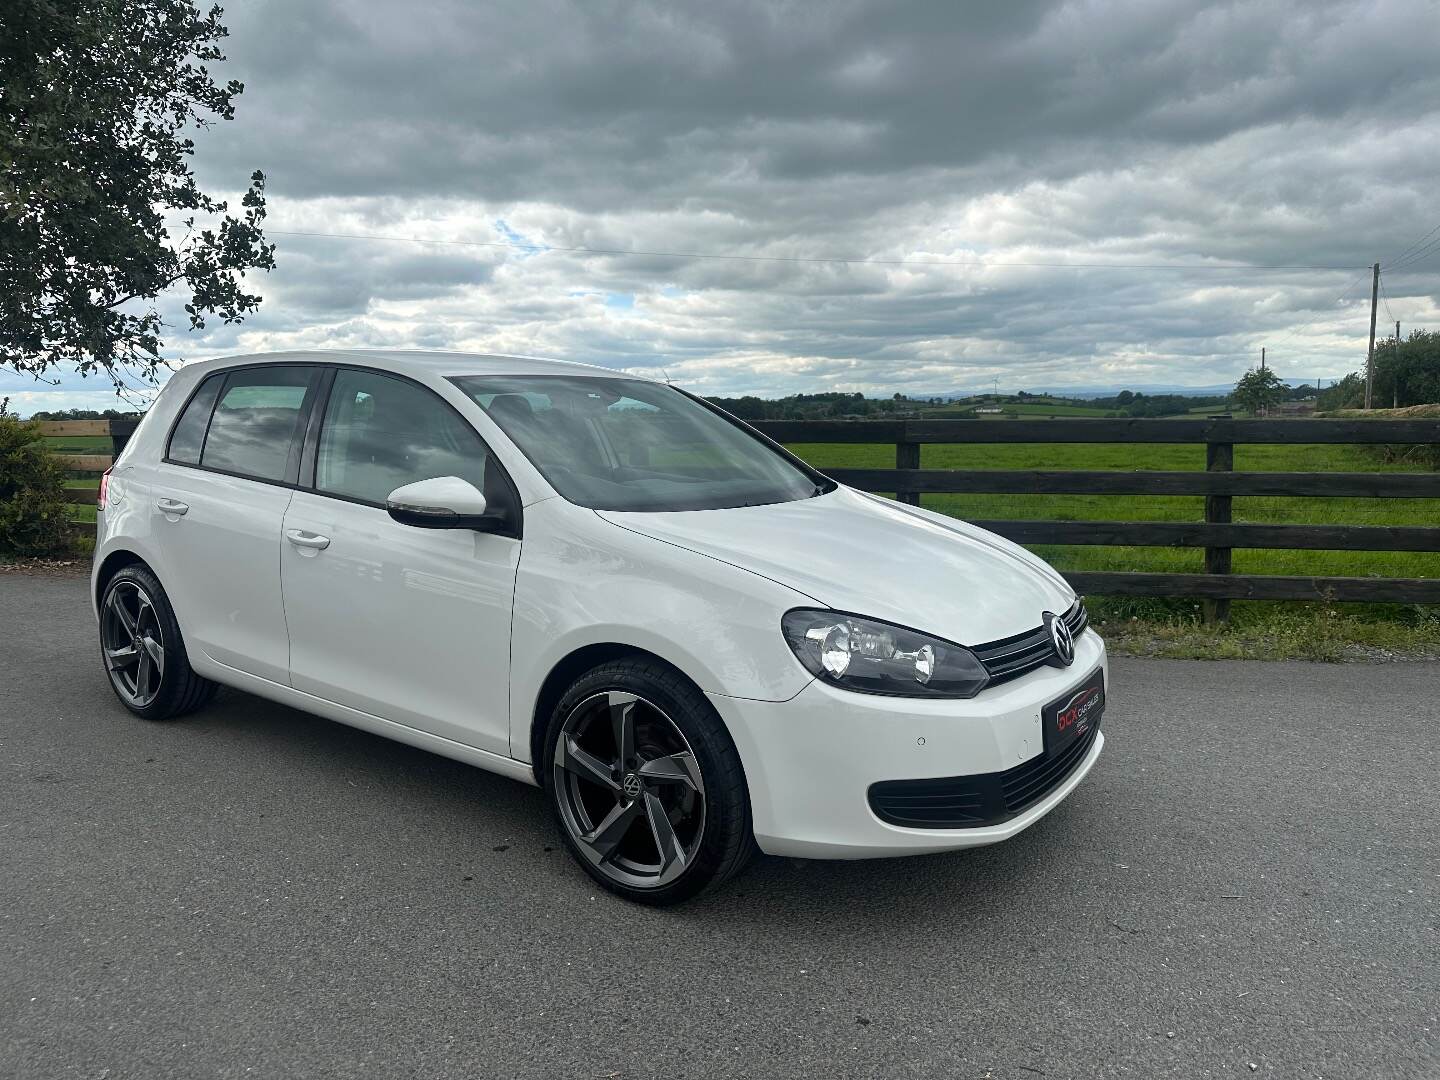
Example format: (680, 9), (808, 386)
(450, 375), (825, 512)
(316, 369), (489, 505)
(198, 367), (318, 482)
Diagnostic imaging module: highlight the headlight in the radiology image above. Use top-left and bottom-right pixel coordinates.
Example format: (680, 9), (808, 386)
(781, 610), (990, 699)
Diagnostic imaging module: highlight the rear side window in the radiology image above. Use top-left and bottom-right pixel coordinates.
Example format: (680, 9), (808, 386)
(199, 367), (317, 483)
(316, 368), (489, 504)
(166, 374), (223, 465)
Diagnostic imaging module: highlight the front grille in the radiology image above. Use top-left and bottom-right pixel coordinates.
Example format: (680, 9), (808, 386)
(972, 599), (1088, 686)
(867, 720), (1101, 830)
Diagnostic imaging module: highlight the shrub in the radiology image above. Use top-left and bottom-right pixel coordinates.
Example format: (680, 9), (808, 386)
(0, 402), (75, 556)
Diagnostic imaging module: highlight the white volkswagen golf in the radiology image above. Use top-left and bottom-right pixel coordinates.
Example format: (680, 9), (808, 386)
(93, 350), (1107, 904)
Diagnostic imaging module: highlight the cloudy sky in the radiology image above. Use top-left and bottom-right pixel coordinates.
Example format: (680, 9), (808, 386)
(10, 0), (1440, 413)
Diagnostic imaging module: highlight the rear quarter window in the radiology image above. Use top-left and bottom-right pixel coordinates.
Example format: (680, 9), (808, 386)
(166, 374), (223, 465)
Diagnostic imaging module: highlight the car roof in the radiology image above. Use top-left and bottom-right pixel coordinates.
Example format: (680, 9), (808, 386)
(184, 349), (655, 382)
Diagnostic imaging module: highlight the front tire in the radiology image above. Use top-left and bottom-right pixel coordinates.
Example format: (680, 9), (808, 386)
(543, 658), (755, 905)
(99, 564), (217, 721)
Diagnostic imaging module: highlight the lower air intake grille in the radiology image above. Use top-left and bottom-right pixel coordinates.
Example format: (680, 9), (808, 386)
(867, 720), (1100, 830)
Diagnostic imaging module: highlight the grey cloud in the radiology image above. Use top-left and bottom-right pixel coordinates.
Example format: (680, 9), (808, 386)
(53, 0), (1434, 411)
(207, 0), (1438, 207)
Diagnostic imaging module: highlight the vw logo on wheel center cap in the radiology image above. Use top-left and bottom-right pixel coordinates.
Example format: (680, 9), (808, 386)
(622, 773), (644, 799)
(1042, 610), (1076, 667)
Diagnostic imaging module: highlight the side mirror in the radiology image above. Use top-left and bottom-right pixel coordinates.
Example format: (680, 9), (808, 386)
(386, 476), (502, 531)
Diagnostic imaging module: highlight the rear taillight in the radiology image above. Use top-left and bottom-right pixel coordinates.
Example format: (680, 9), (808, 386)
(98, 468), (112, 511)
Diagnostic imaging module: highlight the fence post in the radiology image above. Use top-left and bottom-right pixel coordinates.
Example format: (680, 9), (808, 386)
(109, 419), (138, 461)
(1203, 433), (1234, 625)
(896, 423), (921, 506)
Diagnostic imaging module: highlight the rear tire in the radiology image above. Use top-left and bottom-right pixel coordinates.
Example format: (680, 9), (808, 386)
(99, 564), (218, 721)
(543, 658), (755, 905)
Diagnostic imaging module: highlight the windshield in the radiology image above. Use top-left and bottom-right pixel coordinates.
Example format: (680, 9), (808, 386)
(449, 374), (828, 512)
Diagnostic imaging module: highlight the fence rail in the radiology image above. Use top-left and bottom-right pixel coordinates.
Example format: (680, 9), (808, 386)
(754, 417), (1440, 620)
(39, 416), (1440, 620)
(36, 419), (137, 509)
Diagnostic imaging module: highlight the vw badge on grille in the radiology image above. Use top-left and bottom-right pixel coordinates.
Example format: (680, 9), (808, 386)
(1042, 610), (1075, 666)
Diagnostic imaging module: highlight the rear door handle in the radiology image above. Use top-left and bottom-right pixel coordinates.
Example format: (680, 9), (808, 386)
(157, 498), (189, 516)
(285, 529), (331, 550)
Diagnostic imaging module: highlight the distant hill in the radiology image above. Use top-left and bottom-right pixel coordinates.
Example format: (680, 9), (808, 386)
(941, 378), (1328, 400)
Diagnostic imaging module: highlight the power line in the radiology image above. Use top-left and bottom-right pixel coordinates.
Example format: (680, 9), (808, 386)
(1262, 266), (1374, 355)
(1379, 273), (1396, 322)
(266, 228), (1365, 273)
(1386, 219), (1440, 266)
(1391, 231), (1440, 271)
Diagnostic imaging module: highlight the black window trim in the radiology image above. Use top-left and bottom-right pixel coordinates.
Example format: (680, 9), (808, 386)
(161, 362), (324, 491)
(159, 359), (525, 537)
(299, 363), (524, 539)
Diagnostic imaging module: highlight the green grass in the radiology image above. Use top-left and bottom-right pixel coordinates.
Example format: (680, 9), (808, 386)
(922, 402), (1113, 418)
(1093, 602), (1440, 661)
(42, 434), (111, 453)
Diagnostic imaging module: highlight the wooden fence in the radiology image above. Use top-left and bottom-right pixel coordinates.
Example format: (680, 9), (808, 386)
(42, 416), (1440, 619)
(38, 419), (138, 521)
(752, 417), (1440, 619)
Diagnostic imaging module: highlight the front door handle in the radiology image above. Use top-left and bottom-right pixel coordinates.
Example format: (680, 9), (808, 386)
(285, 529), (331, 551)
(157, 498), (189, 516)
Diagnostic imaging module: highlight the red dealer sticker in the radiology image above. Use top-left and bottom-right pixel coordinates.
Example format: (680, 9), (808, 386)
(1042, 668), (1105, 758)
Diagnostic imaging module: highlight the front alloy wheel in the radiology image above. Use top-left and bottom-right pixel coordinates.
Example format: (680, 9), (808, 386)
(553, 690), (707, 890)
(544, 659), (755, 904)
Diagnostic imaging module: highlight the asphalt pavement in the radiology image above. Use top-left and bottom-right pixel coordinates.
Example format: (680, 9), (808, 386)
(2, 570), (1436, 1079)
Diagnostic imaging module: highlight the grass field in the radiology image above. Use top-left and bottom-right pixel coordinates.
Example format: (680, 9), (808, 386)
(922, 402), (1113, 418)
(784, 440), (1440, 577)
(34, 432), (1440, 657)
(43, 434), (112, 453)
(784, 439), (1440, 656)
(47, 433), (1440, 579)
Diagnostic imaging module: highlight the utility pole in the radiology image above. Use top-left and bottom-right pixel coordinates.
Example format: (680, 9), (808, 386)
(1260, 346), (1265, 371)
(1363, 262), (1380, 409)
(1394, 319), (1401, 409)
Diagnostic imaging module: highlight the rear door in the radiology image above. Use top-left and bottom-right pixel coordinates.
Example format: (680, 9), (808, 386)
(280, 367), (521, 757)
(153, 364), (322, 684)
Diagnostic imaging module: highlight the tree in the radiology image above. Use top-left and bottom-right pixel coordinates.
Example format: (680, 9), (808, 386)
(1231, 366), (1286, 416)
(1, 1), (274, 393)
(1374, 329), (1440, 408)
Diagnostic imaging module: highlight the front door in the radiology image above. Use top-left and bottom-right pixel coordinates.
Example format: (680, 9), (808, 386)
(280, 367), (520, 757)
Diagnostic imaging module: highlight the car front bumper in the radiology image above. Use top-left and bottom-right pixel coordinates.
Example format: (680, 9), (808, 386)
(709, 629), (1108, 859)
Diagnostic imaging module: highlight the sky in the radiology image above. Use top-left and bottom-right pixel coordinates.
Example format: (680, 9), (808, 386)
(9, 0), (1440, 414)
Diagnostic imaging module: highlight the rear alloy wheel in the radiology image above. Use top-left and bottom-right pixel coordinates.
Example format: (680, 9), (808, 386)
(99, 565), (217, 721)
(545, 660), (754, 904)
(102, 578), (167, 709)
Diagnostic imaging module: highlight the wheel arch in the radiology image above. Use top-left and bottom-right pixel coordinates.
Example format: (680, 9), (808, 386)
(94, 548), (151, 609)
(527, 642), (709, 784)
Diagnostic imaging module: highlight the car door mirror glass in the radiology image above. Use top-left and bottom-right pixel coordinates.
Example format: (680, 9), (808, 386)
(386, 476), (496, 530)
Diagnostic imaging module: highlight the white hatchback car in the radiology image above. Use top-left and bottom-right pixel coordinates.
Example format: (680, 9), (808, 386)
(93, 350), (1106, 903)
